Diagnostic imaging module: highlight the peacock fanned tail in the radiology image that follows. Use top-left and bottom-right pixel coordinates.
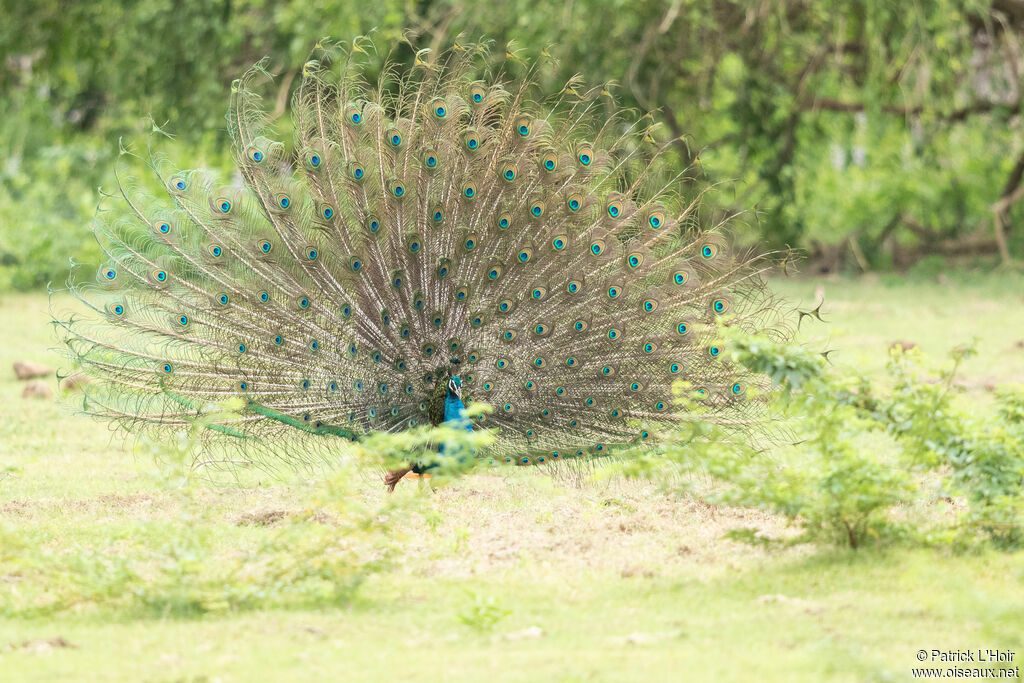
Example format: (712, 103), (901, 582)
(55, 37), (790, 468)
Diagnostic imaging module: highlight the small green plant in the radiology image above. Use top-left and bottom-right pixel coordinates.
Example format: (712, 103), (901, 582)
(457, 592), (511, 632)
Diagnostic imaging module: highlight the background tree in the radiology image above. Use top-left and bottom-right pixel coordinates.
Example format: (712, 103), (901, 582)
(1, 0), (1021, 290)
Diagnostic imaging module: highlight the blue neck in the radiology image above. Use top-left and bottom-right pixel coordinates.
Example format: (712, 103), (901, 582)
(443, 394), (473, 431)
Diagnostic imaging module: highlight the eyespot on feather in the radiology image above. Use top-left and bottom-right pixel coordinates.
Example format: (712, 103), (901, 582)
(577, 143), (594, 166)
(514, 115), (531, 137)
(540, 151), (558, 172)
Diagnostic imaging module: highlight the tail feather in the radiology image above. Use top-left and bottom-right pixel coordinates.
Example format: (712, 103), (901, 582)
(56, 37), (791, 466)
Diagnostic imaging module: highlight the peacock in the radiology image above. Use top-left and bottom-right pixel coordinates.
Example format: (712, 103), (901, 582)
(55, 37), (789, 488)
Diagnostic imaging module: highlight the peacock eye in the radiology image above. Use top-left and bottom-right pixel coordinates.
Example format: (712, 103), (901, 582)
(463, 185), (476, 199)
(309, 153), (321, 167)
(577, 146), (594, 166)
(502, 165), (518, 181)
(157, 222), (170, 234)
(515, 116), (531, 136)
(322, 205), (334, 220)
(590, 240), (605, 256)
(219, 200), (232, 213)
(702, 244), (717, 259)
(277, 194), (291, 209)
(541, 152), (558, 172)
(530, 202), (544, 217)
(250, 148), (263, 163)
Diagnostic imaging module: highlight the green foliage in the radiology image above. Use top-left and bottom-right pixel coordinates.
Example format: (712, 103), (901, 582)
(645, 329), (1024, 551)
(873, 348), (1024, 548)
(2, 1), (1022, 289)
(457, 592), (512, 632)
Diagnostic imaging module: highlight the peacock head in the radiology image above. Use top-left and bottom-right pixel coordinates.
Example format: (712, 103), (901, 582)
(447, 372), (463, 400)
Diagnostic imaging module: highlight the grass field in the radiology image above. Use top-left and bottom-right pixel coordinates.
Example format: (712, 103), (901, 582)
(2, 273), (1024, 681)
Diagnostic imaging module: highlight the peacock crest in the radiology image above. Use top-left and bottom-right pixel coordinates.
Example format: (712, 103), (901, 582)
(56, 37), (789, 467)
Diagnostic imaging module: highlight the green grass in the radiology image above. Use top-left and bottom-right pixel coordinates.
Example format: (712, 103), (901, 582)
(2, 275), (1024, 682)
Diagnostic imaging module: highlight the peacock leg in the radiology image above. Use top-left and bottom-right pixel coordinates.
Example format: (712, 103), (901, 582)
(384, 467), (412, 492)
